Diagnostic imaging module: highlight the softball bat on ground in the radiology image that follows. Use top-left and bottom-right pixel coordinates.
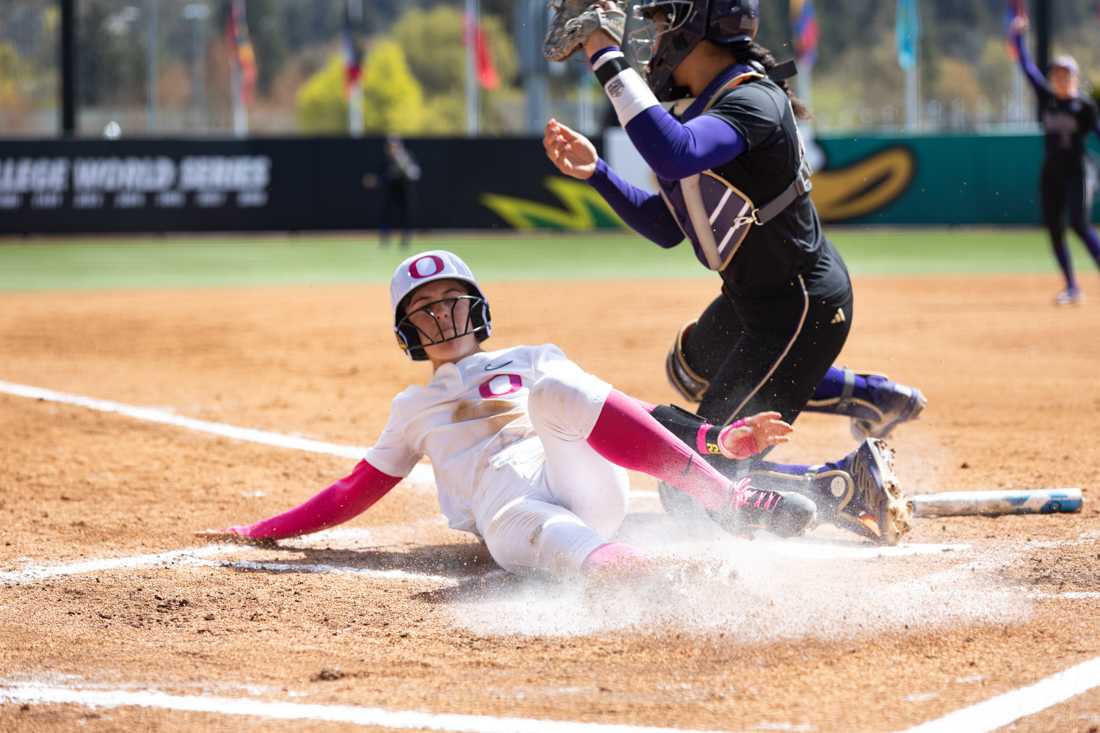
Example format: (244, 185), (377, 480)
(908, 488), (1083, 518)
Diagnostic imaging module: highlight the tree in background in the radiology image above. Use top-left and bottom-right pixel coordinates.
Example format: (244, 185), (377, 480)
(0, 42), (30, 129)
(392, 6), (517, 134)
(362, 40), (425, 134)
(296, 39), (423, 135)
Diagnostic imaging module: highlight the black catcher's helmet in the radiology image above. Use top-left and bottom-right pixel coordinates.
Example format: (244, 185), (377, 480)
(625, 0), (760, 101)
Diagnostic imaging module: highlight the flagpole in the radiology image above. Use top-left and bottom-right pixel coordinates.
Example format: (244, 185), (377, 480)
(146, 0), (159, 132)
(905, 63), (919, 131)
(230, 0), (248, 138)
(231, 62), (246, 137)
(898, 0), (920, 132)
(347, 0), (364, 138)
(465, 0), (480, 137)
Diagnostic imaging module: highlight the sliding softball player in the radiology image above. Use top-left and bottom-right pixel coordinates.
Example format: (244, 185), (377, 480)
(199, 251), (818, 577)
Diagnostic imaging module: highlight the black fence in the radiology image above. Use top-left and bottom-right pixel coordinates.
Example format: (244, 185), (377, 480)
(0, 136), (571, 235)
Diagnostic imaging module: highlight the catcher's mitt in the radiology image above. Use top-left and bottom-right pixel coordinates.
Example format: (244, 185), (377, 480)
(543, 0), (627, 62)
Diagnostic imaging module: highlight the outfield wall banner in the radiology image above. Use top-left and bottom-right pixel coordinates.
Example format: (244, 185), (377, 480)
(0, 137), (572, 235)
(0, 133), (1091, 235)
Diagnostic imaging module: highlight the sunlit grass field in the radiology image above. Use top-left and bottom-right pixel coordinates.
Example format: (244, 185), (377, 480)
(0, 228), (1066, 291)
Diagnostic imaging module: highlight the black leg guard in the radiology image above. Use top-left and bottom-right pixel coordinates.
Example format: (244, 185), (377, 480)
(665, 321), (710, 404)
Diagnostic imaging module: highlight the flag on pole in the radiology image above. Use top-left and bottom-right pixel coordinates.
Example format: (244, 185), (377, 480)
(227, 0), (257, 105)
(341, 1), (363, 94)
(896, 0), (920, 71)
(790, 0), (819, 69)
(464, 14), (500, 91)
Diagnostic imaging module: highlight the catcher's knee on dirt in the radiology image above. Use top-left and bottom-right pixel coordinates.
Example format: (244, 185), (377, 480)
(480, 498), (606, 576)
(665, 321), (710, 403)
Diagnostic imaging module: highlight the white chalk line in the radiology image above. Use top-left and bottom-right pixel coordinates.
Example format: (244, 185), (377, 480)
(188, 558), (456, 585)
(1029, 591), (1100, 600)
(0, 535), (468, 587)
(895, 655), (1100, 733)
(0, 379), (652, 496)
(0, 683), (732, 733)
(767, 540), (969, 561)
(0, 546), (236, 586)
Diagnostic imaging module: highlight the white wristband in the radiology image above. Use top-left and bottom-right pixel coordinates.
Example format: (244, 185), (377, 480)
(592, 52), (660, 126)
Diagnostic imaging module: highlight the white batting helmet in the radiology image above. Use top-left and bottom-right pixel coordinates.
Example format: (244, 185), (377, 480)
(390, 250), (492, 361)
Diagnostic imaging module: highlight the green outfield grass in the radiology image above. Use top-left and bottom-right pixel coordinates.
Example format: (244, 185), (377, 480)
(0, 228), (1066, 291)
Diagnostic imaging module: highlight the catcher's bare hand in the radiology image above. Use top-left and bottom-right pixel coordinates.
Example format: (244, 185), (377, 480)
(1010, 15), (1029, 35)
(719, 411), (793, 459)
(543, 118), (598, 180)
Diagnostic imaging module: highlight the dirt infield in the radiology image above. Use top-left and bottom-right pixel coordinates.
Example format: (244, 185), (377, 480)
(1, 274), (1099, 732)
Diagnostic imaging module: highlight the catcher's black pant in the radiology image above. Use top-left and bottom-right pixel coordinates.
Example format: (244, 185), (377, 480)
(1041, 160), (1100, 288)
(674, 258), (853, 428)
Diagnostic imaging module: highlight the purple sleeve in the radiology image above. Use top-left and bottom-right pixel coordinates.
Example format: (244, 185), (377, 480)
(624, 106), (748, 181)
(588, 160), (684, 249)
(1013, 32), (1052, 97)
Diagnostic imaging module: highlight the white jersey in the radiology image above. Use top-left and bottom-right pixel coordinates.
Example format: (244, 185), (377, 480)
(364, 344), (594, 532)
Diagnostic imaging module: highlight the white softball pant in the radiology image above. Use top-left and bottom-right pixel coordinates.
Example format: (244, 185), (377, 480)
(472, 369), (629, 575)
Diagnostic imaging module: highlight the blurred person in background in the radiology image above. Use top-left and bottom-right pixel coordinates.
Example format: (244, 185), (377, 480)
(1011, 15), (1100, 306)
(376, 135), (421, 248)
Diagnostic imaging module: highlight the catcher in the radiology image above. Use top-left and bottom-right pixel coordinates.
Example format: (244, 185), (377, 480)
(543, 0), (915, 542)
(198, 250), (820, 578)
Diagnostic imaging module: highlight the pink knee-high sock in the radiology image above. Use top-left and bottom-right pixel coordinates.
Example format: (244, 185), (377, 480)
(586, 390), (731, 511)
(581, 542), (649, 574)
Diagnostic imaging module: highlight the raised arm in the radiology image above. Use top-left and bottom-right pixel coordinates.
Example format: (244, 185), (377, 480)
(588, 45), (747, 180)
(1010, 18), (1051, 96)
(544, 119), (684, 248)
(207, 460), (401, 541)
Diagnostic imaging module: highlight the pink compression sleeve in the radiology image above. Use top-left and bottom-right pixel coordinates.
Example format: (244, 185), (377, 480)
(234, 460), (401, 540)
(585, 390), (731, 512)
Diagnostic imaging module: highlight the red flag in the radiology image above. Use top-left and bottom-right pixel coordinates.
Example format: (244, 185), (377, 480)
(464, 15), (499, 91)
(228, 0), (257, 105)
(790, 0), (819, 69)
(342, 1), (363, 94)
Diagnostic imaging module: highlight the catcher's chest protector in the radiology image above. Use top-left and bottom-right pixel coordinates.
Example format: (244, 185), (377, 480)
(658, 72), (812, 271)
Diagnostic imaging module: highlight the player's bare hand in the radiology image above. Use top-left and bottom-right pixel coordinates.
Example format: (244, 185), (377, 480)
(1010, 15), (1029, 35)
(543, 118), (598, 180)
(718, 411), (792, 459)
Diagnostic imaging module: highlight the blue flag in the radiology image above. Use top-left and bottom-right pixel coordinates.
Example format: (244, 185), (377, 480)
(896, 0), (920, 70)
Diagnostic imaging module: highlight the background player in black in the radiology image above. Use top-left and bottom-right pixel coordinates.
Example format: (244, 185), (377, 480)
(1011, 15), (1100, 305)
(378, 135), (421, 248)
(541, 0), (918, 543)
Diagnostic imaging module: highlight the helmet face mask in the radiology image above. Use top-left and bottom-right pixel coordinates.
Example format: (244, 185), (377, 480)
(624, 0), (761, 102)
(390, 251), (492, 361)
(395, 292), (489, 361)
(625, 0), (696, 67)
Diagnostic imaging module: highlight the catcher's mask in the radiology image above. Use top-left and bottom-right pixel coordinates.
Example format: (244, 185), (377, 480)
(390, 250), (492, 361)
(625, 0), (760, 101)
